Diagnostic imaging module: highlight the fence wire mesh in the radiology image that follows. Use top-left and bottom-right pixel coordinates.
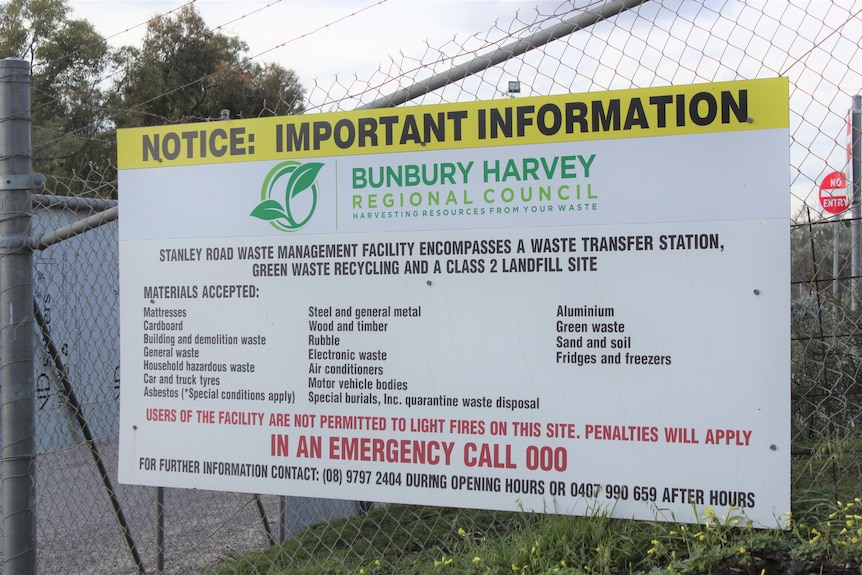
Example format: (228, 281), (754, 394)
(1, 0), (861, 573)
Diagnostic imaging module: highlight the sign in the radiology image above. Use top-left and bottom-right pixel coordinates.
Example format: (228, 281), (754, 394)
(117, 78), (790, 526)
(819, 170), (848, 214)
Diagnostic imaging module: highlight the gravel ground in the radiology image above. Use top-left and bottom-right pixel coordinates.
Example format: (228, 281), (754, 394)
(1, 439), (359, 574)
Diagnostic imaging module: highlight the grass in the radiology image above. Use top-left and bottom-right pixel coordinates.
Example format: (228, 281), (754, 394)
(207, 492), (862, 575)
(200, 431), (862, 574)
(205, 435), (862, 574)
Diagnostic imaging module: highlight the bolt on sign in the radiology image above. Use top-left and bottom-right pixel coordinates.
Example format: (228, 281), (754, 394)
(116, 78), (790, 526)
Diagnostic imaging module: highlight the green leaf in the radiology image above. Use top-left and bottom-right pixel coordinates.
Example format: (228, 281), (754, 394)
(286, 162), (324, 204)
(250, 199), (288, 221)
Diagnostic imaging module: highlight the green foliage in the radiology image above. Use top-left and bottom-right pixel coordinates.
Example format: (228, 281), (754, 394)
(210, 505), (519, 575)
(206, 498), (862, 575)
(790, 498), (862, 569)
(643, 508), (792, 575)
(1, 0), (306, 195)
(0, 0), (113, 192)
(790, 211), (862, 507)
(109, 4), (304, 128)
(0, 0), (69, 59)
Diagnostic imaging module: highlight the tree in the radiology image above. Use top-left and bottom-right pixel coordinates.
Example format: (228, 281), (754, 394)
(0, 0), (114, 190)
(1, 1), (306, 195)
(109, 5), (305, 128)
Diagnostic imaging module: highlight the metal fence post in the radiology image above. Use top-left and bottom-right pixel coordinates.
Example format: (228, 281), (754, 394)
(852, 95), (862, 311)
(1, 57), (41, 575)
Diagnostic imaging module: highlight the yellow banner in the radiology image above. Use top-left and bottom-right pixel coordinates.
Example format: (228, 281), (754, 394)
(117, 77), (788, 170)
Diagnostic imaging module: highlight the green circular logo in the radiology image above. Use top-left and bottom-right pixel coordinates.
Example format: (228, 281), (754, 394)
(250, 161), (323, 232)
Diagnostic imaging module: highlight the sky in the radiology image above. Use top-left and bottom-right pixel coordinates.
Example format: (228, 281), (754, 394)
(65, 0), (560, 88)
(64, 0), (862, 215)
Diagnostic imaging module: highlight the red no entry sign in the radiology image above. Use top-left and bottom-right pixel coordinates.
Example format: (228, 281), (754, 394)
(820, 170), (848, 214)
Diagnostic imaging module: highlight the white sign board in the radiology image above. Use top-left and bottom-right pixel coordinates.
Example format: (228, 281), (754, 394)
(118, 78), (790, 525)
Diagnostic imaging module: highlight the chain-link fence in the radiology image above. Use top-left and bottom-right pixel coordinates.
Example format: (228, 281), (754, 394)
(791, 207), (862, 497)
(2, 0), (862, 573)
